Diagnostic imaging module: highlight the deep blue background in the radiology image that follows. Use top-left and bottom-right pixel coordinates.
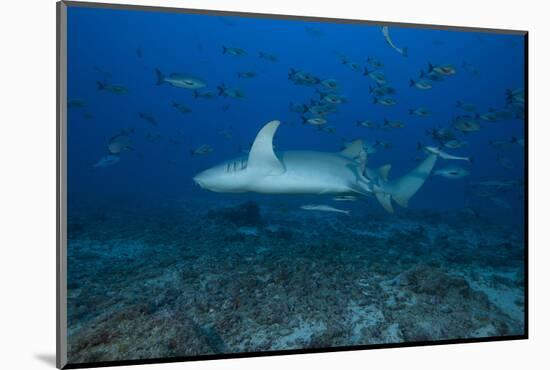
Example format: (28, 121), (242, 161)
(67, 6), (525, 222)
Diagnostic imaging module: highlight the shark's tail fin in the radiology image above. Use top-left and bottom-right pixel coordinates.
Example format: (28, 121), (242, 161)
(374, 154), (438, 213)
(390, 154), (438, 209)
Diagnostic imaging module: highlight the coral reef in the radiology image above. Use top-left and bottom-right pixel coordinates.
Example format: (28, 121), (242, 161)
(66, 203), (525, 364)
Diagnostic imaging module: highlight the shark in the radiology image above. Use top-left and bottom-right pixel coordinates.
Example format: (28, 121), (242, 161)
(193, 120), (438, 213)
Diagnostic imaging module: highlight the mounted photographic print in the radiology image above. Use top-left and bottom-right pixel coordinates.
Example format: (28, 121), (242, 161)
(57, 1), (527, 368)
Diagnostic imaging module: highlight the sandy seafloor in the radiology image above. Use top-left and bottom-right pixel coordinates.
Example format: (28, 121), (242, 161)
(66, 199), (525, 364)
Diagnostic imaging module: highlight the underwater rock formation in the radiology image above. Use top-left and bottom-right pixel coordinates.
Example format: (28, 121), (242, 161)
(207, 201), (264, 227)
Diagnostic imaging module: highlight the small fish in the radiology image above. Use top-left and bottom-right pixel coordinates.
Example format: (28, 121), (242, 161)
(409, 79), (432, 89)
(367, 57), (384, 68)
(288, 68), (321, 86)
(172, 101), (192, 114)
(93, 154), (120, 168)
(453, 116), (481, 132)
(138, 112), (158, 126)
(193, 90), (216, 99)
(456, 101), (477, 113)
(237, 71), (257, 78)
(419, 69), (445, 82)
(97, 81), (128, 94)
(369, 84), (396, 96)
(443, 140), (468, 149)
(222, 46), (247, 56)
(190, 145), (213, 156)
(300, 204), (350, 215)
(321, 79), (339, 90)
(506, 88), (525, 104)
(363, 68), (387, 84)
(428, 63), (456, 76)
(258, 51), (278, 62)
(333, 195), (358, 202)
(308, 100), (337, 116)
(302, 116), (327, 126)
(373, 96), (396, 106)
(423, 146), (471, 162)
(426, 127), (456, 143)
(383, 119), (405, 128)
(217, 84), (245, 99)
(477, 111), (498, 122)
(108, 130), (134, 154)
(381, 26), (408, 56)
(340, 58), (363, 72)
(155, 69), (206, 89)
(356, 120), (378, 129)
(434, 166), (469, 179)
(319, 92), (346, 105)
(289, 102), (309, 114)
(409, 107), (430, 117)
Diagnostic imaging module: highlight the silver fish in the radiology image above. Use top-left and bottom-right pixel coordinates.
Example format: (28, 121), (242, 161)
(155, 69), (206, 89)
(381, 26), (408, 56)
(300, 204), (350, 215)
(434, 166), (469, 179)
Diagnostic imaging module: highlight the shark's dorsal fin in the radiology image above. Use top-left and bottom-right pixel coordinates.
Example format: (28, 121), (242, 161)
(247, 120), (285, 175)
(378, 164), (392, 182)
(340, 139), (363, 159)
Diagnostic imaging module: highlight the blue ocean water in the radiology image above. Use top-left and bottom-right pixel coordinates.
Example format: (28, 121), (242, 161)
(65, 5), (525, 365)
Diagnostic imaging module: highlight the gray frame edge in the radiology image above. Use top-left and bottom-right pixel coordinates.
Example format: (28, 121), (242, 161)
(56, 1), (68, 369)
(61, 0), (527, 35)
(54, 2), (528, 369)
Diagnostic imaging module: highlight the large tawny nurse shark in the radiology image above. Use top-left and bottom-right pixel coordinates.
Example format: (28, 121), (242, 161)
(193, 120), (438, 213)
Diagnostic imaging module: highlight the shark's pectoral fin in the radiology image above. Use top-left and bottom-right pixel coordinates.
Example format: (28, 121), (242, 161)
(247, 120), (285, 175)
(375, 192), (394, 213)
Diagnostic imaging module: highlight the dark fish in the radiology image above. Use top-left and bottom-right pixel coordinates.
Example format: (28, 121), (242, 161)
(138, 112), (158, 126)
(97, 81), (128, 94)
(258, 51), (278, 62)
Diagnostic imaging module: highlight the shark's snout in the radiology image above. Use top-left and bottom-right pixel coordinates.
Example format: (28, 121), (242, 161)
(193, 175), (204, 188)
